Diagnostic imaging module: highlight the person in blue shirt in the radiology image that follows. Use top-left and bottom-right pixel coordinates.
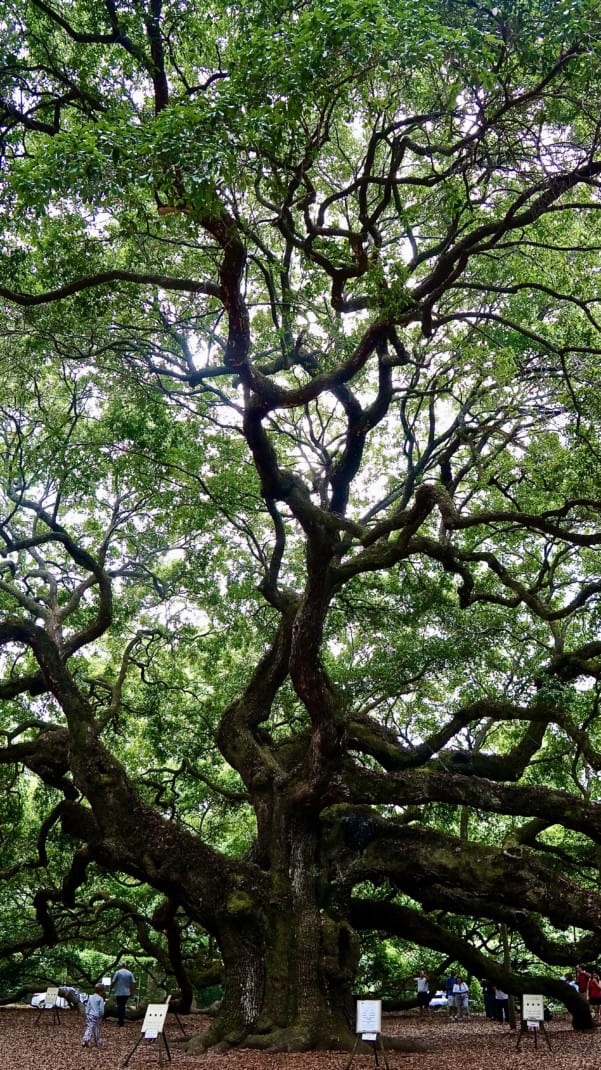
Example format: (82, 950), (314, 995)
(111, 962), (136, 1026)
(444, 974), (457, 1018)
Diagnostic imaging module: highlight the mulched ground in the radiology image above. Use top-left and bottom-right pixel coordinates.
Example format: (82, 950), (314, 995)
(1, 1006), (600, 1070)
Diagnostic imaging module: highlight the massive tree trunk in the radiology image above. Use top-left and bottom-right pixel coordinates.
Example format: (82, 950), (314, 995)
(202, 800), (360, 1051)
(208, 911), (358, 1050)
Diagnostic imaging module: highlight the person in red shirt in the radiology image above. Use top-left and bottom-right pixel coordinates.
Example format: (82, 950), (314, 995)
(576, 965), (591, 998)
(588, 972), (601, 1018)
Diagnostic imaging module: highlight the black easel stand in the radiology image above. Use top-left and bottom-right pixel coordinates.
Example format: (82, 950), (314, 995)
(516, 1019), (552, 1052)
(173, 1009), (187, 1035)
(35, 1002), (60, 1025)
(123, 1028), (171, 1066)
(345, 1033), (390, 1070)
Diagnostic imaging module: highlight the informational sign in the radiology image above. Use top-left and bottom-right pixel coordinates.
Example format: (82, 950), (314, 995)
(142, 1002), (169, 1038)
(101, 976), (112, 988)
(124, 1000), (172, 1066)
(517, 995), (552, 1054)
(355, 999), (382, 1036)
(34, 986), (62, 1026)
(522, 994), (544, 1021)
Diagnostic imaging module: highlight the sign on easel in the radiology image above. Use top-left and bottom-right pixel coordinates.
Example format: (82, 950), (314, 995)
(345, 1000), (389, 1070)
(123, 1001), (171, 1065)
(522, 995), (544, 1021)
(517, 994), (552, 1052)
(142, 1002), (169, 1036)
(35, 987), (61, 1025)
(356, 999), (382, 1040)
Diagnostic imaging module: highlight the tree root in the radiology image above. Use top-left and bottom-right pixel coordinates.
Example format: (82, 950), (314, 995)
(175, 1026), (429, 1055)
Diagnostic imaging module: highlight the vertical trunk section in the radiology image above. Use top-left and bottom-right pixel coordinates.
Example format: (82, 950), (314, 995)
(206, 809), (358, 1051)
(210, 927), (265, 1045)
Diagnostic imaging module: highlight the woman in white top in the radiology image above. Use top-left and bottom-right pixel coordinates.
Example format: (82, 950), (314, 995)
(452, 976), (470, 1019)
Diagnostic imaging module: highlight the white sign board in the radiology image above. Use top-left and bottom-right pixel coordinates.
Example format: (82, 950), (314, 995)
(141, 1002), (169, 1037)
(101, 976), (112, 988)
(356, 1000), (382, 1035)
(44, 987), (59, 1008)
(522, 994), (544, 1021)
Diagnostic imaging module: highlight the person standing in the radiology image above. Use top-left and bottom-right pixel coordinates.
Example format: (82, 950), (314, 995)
(588, 971), (601, 1018)
(494, 986), (510, 1023)
(111, 961), (136, 1026)
(480, 978), (497, 1019)
(415, 970), (431, 1016)
(82, 983), (105, 1048)
(576, 964), (591, 999)
(452, 976), (470, 1019)
(444, 974), (457, 1018)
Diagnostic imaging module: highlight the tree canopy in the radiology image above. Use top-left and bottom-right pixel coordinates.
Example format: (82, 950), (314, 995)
(1, 0), (601, 1049)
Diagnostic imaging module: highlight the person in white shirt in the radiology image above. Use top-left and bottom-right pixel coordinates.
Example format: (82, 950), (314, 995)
(494, 986), (510, 1022)
(415, 970), (431, 1015)
(452, 976), (470, 1019)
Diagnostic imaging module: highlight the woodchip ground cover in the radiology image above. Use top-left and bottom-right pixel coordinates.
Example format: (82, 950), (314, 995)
(0, 1009), (600, 1070)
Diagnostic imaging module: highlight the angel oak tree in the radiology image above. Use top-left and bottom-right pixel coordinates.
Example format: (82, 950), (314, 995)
(1, 0), (601, 1049)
